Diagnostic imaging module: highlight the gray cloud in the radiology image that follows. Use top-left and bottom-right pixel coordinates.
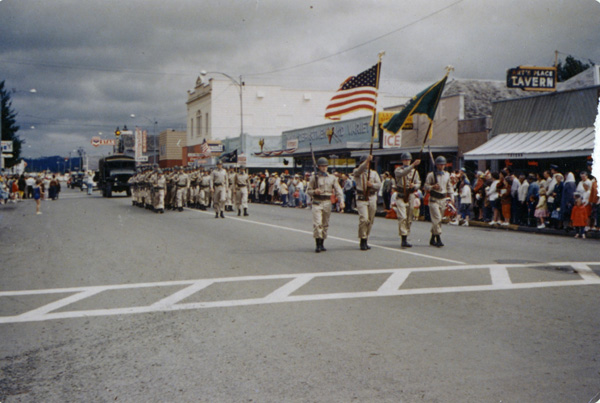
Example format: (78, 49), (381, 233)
(1, 0), (599, 158)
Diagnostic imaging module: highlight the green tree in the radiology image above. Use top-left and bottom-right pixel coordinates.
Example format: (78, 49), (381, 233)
(556, 55), (592, 82)
(1, 80), (23, 167)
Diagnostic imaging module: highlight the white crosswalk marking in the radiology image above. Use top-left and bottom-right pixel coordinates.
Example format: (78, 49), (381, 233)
(0, 262), (598, 324)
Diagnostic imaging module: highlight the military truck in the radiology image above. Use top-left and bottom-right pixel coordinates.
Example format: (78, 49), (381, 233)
(96, 155), (136, 197)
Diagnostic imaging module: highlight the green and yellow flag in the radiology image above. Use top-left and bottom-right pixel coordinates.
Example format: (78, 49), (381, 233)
(383, 74), (448, 135)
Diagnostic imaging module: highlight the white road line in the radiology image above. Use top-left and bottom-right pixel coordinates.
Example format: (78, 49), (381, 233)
(14, 288), (103, 320)
(188, 208), (465, 264)
(150, 280), (212, 308)
(377, 271), (411, 294)
(489, 265), (512, 286)
(1, 262), (598, 324)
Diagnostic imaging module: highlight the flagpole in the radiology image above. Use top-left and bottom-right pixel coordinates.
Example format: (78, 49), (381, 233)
(409, 65), (454, 185)
(364, 51), (385, 199)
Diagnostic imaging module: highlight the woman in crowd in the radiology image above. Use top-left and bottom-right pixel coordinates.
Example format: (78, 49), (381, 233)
(550, 173), (564, 228)
(534, 187), (549, 229)
(487, 172), (500, 225)
(498, 170), (511, 225)
(560, 172), (576, 230)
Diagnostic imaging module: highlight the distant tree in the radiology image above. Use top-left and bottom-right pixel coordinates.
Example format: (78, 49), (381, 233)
(1, 80), (23, 167)
(556, 55), (592, 82)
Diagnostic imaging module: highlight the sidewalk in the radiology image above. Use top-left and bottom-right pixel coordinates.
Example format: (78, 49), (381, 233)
(373, 205), (599, 240)
(466, 219), (600, 239)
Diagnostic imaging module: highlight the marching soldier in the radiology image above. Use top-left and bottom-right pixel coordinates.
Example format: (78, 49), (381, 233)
(168, 168), (178, 209)
(424, 155), (453, 247)
(234, 167), (251, 216)
(175, 166), (189, 212)
(225, 168), (235, 211)
(394, 152), (421, 248)
(352, 154), (381, 250)
(307, 157), (344, 253)
(154, 169), (166, 213)
(211, 160), (229, 218)
(199, 169), (211, 210)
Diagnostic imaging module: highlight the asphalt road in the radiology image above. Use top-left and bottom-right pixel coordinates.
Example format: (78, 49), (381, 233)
(1, 187), (599, 402)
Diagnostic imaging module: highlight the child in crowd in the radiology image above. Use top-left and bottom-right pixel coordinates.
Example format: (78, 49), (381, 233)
(459, 181), (472, 226)
(571, 194), (588, 238)
(33, 178), (42, 215)
(412, 189), (421, 221)
(534, 187), (548, 229)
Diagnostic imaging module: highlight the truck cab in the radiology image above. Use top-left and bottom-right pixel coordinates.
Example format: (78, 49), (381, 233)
(97, 155), (136, 197)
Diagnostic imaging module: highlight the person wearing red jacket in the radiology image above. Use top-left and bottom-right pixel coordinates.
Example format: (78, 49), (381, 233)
(571, 194), (588, 238)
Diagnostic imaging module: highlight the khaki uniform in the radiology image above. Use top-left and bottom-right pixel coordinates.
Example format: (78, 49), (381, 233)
(394, 164), (421, 236)
(352, 161), (381, 240)
(211, 168), (228, 214)
(234, 171), (250, 211)
(154, 174), (166, 211)
(175, 172), (190, 209)
(199, 173), (211, 208)
(424, 170), (453, 235)
(306, 171), (343, 240)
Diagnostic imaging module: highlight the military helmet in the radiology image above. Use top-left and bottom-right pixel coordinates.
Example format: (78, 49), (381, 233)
(401, 152), (412, 161)
(435, 156), (447, 165)
(317, 157), (328, 166)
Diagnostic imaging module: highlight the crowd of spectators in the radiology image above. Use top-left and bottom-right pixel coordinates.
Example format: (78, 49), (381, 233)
(0, 172), (62, 210)
(4, 162), (598, 238)
(240, 160), (598, 239)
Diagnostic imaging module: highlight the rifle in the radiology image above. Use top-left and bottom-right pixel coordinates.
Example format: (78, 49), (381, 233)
(310, 142), (318, 190)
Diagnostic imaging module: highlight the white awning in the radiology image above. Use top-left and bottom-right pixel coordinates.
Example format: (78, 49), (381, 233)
(464, 127), (595, 160)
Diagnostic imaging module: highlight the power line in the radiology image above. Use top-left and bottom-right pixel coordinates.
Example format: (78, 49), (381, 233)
(246, 0), (465, 77)
(0, 0), (465, 81)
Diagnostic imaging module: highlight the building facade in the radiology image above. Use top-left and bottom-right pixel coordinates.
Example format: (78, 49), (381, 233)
(158, 130), (186, 168)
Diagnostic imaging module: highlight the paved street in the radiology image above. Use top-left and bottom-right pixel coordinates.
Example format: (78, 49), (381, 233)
(1, 187), (599, 402)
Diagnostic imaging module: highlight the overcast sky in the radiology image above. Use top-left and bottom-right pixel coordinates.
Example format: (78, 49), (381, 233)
(1, 0), (599, 159)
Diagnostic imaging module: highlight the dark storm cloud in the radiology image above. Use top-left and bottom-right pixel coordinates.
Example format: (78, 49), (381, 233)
(1, 0), (599, 158)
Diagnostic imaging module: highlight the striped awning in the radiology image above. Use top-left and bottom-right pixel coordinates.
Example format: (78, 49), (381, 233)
(464, 127), (595, 160)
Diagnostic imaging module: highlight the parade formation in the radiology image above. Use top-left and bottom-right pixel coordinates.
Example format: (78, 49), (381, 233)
(128, 163), (251, 218)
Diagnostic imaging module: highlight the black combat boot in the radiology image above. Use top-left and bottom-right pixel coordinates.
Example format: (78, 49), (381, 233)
(238, 209), (241, 216)
(360, 239), (368, 250)
(244, 208), (249, 216)
(215, 212), (219, 219)
(401, 236), (412, 248)
(435, 235), (444, 247)
(315, 239), (321, 253)
(430, 234), (436, 246)
(319, 239), (327, 252)
(220, 211), (225, 218)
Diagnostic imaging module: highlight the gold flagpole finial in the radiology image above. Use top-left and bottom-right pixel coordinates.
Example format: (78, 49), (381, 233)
(378, 51), (386, 60)
(445, 65), (455, 74)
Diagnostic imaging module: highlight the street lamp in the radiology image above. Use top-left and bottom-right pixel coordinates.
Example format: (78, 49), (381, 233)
(130, 114), (158, 164)
(199, 70), (245, 154)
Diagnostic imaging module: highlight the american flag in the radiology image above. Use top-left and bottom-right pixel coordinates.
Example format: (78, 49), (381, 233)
(200, 139), (211, 156)
(325, 63), (380, 120)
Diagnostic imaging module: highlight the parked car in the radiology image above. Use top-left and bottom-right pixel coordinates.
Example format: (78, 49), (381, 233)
(68, 173), (84, 190)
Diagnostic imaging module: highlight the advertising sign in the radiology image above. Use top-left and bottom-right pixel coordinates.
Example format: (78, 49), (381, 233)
(379, 112), (413, 130)
(506, 66), (557, 92)
(2, 140), (13, 153)
(91, 137), (116, 147)
(383, 131), (402, 149)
